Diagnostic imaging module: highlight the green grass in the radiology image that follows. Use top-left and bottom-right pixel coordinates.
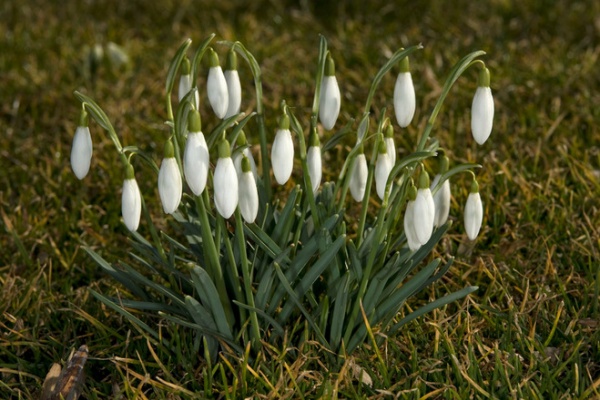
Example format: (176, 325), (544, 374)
(1, 0), (600, 398)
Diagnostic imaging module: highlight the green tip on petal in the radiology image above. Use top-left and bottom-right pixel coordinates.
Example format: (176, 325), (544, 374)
(218, 138), (231, 158)
(164, 140), (175, 158)
(324, 53), (335, 76)
(181, 56), (191, 75)
(226, 48), (237, 71)
(241, 155), (251, 173)
(478, 66), (490, 88)
(378, 136), (387, 154)
(407, 183), (417, 201)
(278, 114), (290, 130)
(308, 128), (320, 147)
(470, 178), (479, 193)
(238, 130), (248, 146)
(79, 108), (89, 127)
(418, 168), (430, 188)
(399, 54), (410, 73)
(188, 109), (202, 132)
(440, 154), (449, 174)
(125, 163), (135, 180)
(384, 123), (394, 139)
(208, 48), (220, 68)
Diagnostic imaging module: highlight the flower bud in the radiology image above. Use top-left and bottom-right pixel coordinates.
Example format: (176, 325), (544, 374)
(393, 56), (416, 128)
(214, 138), (238, 219)
(464, 179), (483, 240)
(224, 48), (241, 119)
(471, 66), (494, 145)
(413, 170), (435, 245)
(158, 140), (182, 214)
(238, 155), (258, 223)
(121, 164), (141, 232)
(271, 114), (294, 185)
(71, 109), (93, 180)
(207, 48), (229, 119)
(306, 130), (322, 194)
(384, 123), (396, 166)
(318, 53), (341, 130)
(403, 185), (421, 251)
(431, 154), (451, 228)
(375, 139), (392, 200)
(233, 131), (257, 179)
(183, 110), (209, 196)
(178, 56), (199, 107)
(349, 148), (368, 202)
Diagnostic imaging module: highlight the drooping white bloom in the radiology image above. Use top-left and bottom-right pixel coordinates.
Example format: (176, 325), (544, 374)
(71, 125), (93, 180)
(224, 49), (241, 119)
(393, 56), (416, 128)
(349, 153), (368, 202)
(464, 185), (483, 240)
(214, 139), (238, 219)
(403, 199), (421, 251)
(413, 171), (435, 245)
(431, 174), (451, 228)
(318, 53), (341, 130)
(307, 146), (322, 194)
(375, 142), (392, 200)
(271, 115), (294, 185)
(233, 131), (257, 179)
(384, 124), (396, 166)
(158, 141), (182, 214)
(238, 156), (258, 223)
(178, 56), (199, 107)
(207, 48), (229, 119)
(121, 165), (141, 232)
(183, 110), (209, 195)
(471, 67), (494, 145)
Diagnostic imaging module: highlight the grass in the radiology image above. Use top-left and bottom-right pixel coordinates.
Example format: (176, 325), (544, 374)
(1, 0), (600, 398)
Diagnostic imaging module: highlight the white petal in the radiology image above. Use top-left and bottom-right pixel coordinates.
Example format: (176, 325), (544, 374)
(214, 157), (238, 218)
(431, 175), (451, 227)
(158, 158), (182, 214)
(239, 171), (258, 223)
(207, 66), (229, 119)
(349, 154), (368, 202)
(122, 178), (141, 232)
(183, 131), (209, 196)
(178, 75), (200, 108)
(385, 137), (396, 166)
(70, 126), (93, 180)
(234, 148), (258, 179)
(404, 200), (421, 251)
(224, 70), (242, 119)
(307, 146), (322, 193)
(375, 152), (392, 200)
(464, 192), (483, 240)
(413, 188), (435, 245)
(393, 72), (416, 128)
(271, 129), (294, 185)
(471, 86), (494, 145)
(319, 75), (341, 130)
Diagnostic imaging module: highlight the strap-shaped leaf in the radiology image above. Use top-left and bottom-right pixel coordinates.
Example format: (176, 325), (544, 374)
(233, 300), (284, 337)
(329, 273), (351, 350)
(166, 38), (193, 98)
(118, 261), (186, 308)
(184, 295), (219, 357)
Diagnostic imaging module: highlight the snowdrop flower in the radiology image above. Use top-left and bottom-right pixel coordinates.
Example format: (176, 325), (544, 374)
(356, 113), (369, 144)
(375, 139), (392, 200)
(384, 123), (396, 166)
(393, 55), (416, 128)
(206, 48), (229, 119)
(403, 185), (421, 251)
(464, 178), (484, 240)
(214, 138), (239, 218)
(238, 155), (258, 223)
(178, 56), (199, 107)
(271, 114), (294, 185)
(349, 147), (368, 202)
(224, 48), (242, 119)
(183, 110), (209, 196)
(121, 163), (141, 232)
(306, 129), (322, 194)
(158, 140), (182, 214)
(413, 169), (435, 245)
(71, 109), (93, 180)
(471, 66), (494, 145)
(233, 131), (257, 179)
(431, 154), (451, 228)
(318, 53), (341, 130)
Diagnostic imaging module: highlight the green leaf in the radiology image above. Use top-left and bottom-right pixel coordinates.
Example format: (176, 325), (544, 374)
(166, 38), (193, 97)
(329, 273), (351, 350)
(184, 295), (219, 358)
(232, 300), (285, 337)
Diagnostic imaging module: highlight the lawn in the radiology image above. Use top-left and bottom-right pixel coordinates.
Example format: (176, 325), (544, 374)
(1, 0), (599, 398)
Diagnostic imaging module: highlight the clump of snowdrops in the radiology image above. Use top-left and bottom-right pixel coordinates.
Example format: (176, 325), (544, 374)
(70, 34), (493, 360)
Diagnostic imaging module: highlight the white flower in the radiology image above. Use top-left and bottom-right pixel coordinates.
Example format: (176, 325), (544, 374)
(121, 168), (141, 232)
(224, 69), (241, 119)
(234, 147), (257, 178)
(271, 119), (294, 185)
(403, 200), (421, 251)
(349, 153), (368, 202)
(413, 187), (435, 245)
(385, 136), (396, 167)
(183, 131), (209, 196)
(307, 145), (322, 193)
(238, 157), (258, 223)
(431, 174), (451, 228)
(375, 148), (392, 200)
(158, 142), (182, 214)
(471, 67), (494, 145)
(178, 75), (199, 108)
(71, 125), (93, 180)
(207, 48), (229, 119)
(464, 191), (483, 240)
(393, 71), (416, 128)
(318, 53), (341, 130)
(214, 155), (238, 219)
